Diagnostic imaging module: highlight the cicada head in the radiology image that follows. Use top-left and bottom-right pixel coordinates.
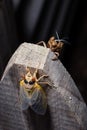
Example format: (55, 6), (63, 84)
(20, 67), (36, 90)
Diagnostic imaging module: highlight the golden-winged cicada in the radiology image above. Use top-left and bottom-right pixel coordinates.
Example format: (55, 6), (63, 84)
(20, 65), (51, 115)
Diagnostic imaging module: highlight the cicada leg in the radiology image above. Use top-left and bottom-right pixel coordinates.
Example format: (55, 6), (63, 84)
(37, 41), (47, 48)
(37, 75), (48, 82)
(52, 52), (59, 60)
(38, 81), (54, 88)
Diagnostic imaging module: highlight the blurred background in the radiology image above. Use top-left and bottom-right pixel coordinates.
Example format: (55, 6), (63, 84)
(0, 0), (87, 104)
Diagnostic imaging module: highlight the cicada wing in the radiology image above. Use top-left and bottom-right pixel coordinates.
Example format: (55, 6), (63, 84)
(60, 39), (70, 45)
(20, 86), (31, 110)
(31, 87), (47, 115)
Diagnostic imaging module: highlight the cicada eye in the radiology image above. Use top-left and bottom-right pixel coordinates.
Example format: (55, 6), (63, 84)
(29, 80), (35, 85)
(24, 79), (28, 84)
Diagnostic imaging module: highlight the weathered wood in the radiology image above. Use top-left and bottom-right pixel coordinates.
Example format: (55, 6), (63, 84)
(0, 43), (87, 130)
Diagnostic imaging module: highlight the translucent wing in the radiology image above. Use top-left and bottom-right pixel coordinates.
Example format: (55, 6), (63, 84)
(20, 86), (31, 110)
(56, 31), (60, 40)
(30, 85), (47, 115)
(20, 83), (47, 115)
(59, 39), (70, 45)
(55, 32), (70, 45)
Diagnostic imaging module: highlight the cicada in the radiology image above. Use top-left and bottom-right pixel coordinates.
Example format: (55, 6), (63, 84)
(37, 32), (69, 60)
(19, 65), (51, 115)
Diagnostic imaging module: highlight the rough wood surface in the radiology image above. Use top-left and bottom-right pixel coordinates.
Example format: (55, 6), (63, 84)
(0, 43), (87, 130)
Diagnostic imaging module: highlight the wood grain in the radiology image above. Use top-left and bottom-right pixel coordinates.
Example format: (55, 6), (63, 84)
(0, 43), (87, 130)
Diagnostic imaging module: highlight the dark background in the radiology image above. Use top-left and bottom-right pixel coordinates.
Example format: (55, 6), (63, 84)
(0, 0), (87, 104)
